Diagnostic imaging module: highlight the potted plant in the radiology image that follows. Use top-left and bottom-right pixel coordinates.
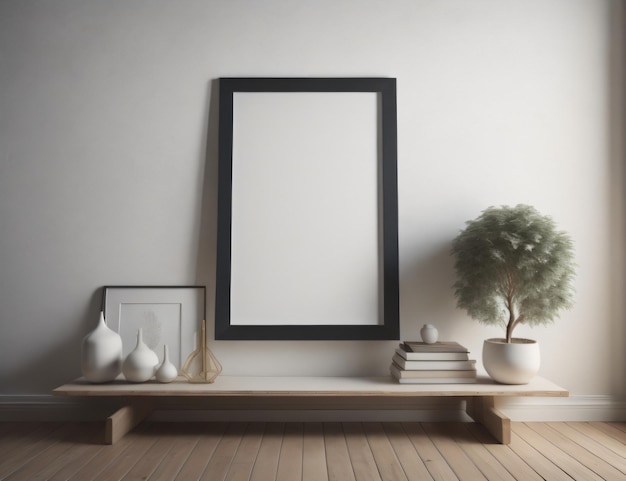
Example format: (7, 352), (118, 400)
(451, 205), (575, 384)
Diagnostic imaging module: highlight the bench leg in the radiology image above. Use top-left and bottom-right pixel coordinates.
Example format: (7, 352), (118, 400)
(465, 396), (511, 444)
(105, 402), (152, 444)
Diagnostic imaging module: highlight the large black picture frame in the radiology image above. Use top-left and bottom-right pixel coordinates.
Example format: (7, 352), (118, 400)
(215, 77), (399, 340)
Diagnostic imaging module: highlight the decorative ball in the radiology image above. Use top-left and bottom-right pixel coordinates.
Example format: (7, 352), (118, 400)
(420, 324), (438, 344)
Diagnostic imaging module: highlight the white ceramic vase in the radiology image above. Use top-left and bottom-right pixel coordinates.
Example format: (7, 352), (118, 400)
(155, 345), (178, 383)
(122, 328), (159, 382)
(81, 312), (123, 383)
(420, 324), (438, 344)
(482, 338), (540, 385)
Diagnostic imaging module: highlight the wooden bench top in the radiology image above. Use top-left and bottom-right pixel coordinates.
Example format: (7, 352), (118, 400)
(53, 375), (568, 398)
(53, 375), (568, 445)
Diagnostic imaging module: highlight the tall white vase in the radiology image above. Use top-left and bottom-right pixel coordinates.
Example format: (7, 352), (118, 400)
(122, 328), (159, 382)
(81, 312), (123, 383)
(155, 345), (178, 383)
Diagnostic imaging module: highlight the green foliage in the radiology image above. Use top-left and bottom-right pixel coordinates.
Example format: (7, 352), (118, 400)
(451, 205), (576, 342)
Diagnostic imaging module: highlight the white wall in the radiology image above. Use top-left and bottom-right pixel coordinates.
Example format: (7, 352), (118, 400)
(0, 0), (624, 407)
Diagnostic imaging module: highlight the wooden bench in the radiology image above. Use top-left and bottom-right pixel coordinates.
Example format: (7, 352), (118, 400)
(53, 375), (568, 445)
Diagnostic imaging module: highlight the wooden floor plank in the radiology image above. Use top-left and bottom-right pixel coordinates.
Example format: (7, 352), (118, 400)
(593, 421), (626, 444)
(465, 423), (544, 481)
(138, 424), (203, 481)
(224, 422), (265, 481)
(173, 422), (227, 480)
(120, 424), (181, 481)
(0, 422), (43, 442)
(362, 422), (407, 481)
(421, 423), (487, 481)
(277, 422), (304, 481)
(564, 421), (626, 458)
(0, 422), (62, 450)
(48, 437), (106, 480)
(382, 423), (434, 481)
(450, 423), (517, 481)
(29, 424), (103, 480)
(3, 423), (99, 481)
(324, 422), (356, 481)
(64, 423), (151, 481)
(0, 422), (63, 465)
(1, 421), (623, 481)
(92, 424), (159, 481)
(545, 422), (626, 476)
(303, 422), (328, 481)
(508, 429), (575, 481)
(516, 423), (605, 481)
(250, 422), (285, 481)
(342, 423), (382, 481)
(0, 423), (79, 479)
(198, 422), (248, 481)
(402, 423), (458, 481)
(608, 422), (626, 433)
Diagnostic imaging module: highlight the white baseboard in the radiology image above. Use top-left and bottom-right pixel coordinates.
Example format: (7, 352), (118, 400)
(0, 395), (120, 422)
(1, 395), (624, 422)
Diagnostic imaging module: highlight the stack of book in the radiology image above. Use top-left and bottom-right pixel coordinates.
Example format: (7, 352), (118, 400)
(390, 341), (477, 384)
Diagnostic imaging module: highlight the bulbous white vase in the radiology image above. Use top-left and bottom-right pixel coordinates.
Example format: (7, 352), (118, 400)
(155, 345), (178, 383)
(81, 312), (123, 383)
(482, 338), (540, 385)
(420, 324), (438, 344)
(122, 328), (159, 382)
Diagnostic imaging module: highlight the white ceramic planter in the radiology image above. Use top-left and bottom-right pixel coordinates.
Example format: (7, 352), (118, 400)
(482, 338), (540, 385)
(81, 312), (123, 383)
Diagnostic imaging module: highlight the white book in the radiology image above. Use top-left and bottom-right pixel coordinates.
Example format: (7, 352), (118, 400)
(395, 347), (469, 361)
(392, 353), (476, 371)
(403, 341), (469, 353)
(390, 364), (476, 384)
(393, 377), (477, 384)
(390, 363), (476, 378)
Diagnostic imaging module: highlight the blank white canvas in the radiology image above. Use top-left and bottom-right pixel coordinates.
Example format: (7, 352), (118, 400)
(230, 92), (380, 326)
(118, 303), (182, 363)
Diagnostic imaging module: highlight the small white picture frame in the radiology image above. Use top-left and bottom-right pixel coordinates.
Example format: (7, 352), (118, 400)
(102, 286), (205, 369)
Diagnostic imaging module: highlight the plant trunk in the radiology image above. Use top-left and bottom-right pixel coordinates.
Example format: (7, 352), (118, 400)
(505, 278), (516, 343)
(505, 315), (523, 343)
(506, 321), (514, 343)
(506, 300), (516, 343)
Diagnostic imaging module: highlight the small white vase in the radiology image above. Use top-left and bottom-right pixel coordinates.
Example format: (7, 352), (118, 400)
(420, 324), (438, 344)
(482, 338), (540, 385)
(81, 312), (123, 383)
(155, 345), (178, 383)
(122, 328), (159, 382)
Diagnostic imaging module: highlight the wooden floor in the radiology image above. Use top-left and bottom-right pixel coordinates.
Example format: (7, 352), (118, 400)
(0, 421), (623, 481)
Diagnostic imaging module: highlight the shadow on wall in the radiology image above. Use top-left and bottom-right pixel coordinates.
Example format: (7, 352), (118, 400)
(1, 288), (102, 394)
(608, 2), (626, 400)
(399, 242), (459, 341)
(195, 79), (220, 337)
